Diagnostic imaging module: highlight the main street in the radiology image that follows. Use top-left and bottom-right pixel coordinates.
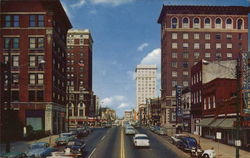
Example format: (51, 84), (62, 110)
(86, 126), (189, 158)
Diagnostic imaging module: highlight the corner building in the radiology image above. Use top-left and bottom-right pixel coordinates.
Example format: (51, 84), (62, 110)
(0, 0), (72, 135)
(158, 5), (249, 99)
(66, 29), (94, 127)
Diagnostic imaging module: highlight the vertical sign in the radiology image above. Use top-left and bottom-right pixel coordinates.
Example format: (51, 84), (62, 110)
(176, 85), (182, 117)
(242, 52), (250, 113)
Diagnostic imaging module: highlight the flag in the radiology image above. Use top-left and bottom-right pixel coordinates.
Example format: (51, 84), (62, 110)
(78, 63), (85, 67)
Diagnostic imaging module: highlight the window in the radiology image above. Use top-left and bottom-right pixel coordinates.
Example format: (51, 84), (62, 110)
(172, 52), (177, 58)
(29, 15), (44, 27)
(193, 18), (200, 28)
(183, 33), (188, 39)
(205, 43), (211, 49)
(226, 18), (233, 29)
(205, 33), (210, 40)
(194, 43), (200, 49)
(216, 53), (222, 58)
(238, 33), (242, 40)
(12, 74), (19, 84)
(29, 37), (44, 49)
(79, 109), (84, 116)
(183, 43), (188, 48)
(204, 99), (206, 110)
(172, 17), (178, 28)
(216, 43), (221, 49)
(29, 56), (36, 67)
(12, 56), (19, 67)
(237, 19), (243, 29)
(172, 81), (177, 87)
(4, 38), (19, 49)
(183, 81), (189, 87)
(215, 18), (222, 28)
(183, 71), (188, 77)
(204, 18), (211, 28)
(227, 43), (232, 49)
(182, 18), (189, 28)
(194, 52), (200, 59)
(37, 91), (44, 101)
(172, 71), (177, 77)
(227, 53), (232, 58)
(205, 53), (211, 58)
(227, 34), (232, 40)
(171, 62), (177, 68)
(172, 43), (178, 49)
(208, 97), (211, 109)
(172, 90), (176, 96)
(29, 74), (36, 85)
(183, 62), (188, 68)
(194, 33), (199, 40)
(172, 33), (177, 39)
(213, 96), (216, 108)
(215, 34), (221, 40)
(38, 74), (44, 85)
(4, 15), (19, 27)
(183, 52), (189, 59)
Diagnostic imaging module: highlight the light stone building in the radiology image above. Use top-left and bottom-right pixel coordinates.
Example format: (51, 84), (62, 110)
(135, 65), (157, 111)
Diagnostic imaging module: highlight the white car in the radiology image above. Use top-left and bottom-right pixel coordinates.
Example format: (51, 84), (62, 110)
(133, 134), (150, 148)
(125, 127), (136, 135)
(170, 134), (187, 145)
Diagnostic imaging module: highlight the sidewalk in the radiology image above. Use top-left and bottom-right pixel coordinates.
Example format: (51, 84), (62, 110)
(0, 135), (58, 154)
(183, 132), (250, 158)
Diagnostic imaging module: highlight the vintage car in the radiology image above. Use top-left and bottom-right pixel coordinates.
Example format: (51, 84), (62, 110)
(0, 152), (29, 158)
(55, 135), (76, 146)
(26, 142), (57, 158)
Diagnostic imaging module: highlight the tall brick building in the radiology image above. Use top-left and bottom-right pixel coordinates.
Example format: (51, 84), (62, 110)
(0, 0), (72, 135)
(158, 5), (249, 98)
(66, 29), (94, 127)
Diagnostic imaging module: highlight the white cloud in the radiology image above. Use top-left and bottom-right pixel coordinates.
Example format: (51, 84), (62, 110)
(126, 71), (136, 80)
(140, 48), (161, 68)
(101, 97), (112, 105)
(61, 2), (72, 19)
(70, 0), (86, 8)
(101, 95), (126, 106)
(118, 103), (129, 109)
(137, 43), (149, 51)
(90, 0), (135, 6)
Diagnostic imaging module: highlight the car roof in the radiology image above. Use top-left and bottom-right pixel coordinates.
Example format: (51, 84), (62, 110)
(135, 134), (148, 137)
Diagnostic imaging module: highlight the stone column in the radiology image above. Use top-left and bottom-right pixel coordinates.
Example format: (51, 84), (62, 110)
(45, 104), (53, 133)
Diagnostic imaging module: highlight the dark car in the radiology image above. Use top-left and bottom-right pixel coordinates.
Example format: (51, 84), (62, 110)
(0, 152), (29, 158)
(77, 127), (88, 137)
(176, 137), (200, 152)
(65, 140), (86, 155)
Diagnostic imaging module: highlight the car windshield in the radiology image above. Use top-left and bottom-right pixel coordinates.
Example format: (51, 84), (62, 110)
(135, 136), (148, 140)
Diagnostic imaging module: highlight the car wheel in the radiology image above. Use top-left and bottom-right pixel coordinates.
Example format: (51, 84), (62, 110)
(202, 154), (209, 158)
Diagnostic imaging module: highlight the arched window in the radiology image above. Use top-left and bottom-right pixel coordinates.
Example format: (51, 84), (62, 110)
(171, 17), (178, 28)
(182, 18), (189, 28)
(226, 18), (233, 29)
(215, 18), (222, 28)
(237, 19), (243, 29)
(193, 18), (200, 28)
(78, 102), (86, 117)
(204, 18), (211, 28)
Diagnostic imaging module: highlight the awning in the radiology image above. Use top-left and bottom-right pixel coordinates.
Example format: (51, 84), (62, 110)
(218, 118), (236, 129)
(210, 118), (225, 128)
(197, 118), (214, 127)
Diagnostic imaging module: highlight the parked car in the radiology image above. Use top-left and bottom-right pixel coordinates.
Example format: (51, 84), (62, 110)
(69, 130), (78, 137)
(26, 142), (57, 158)
(170, 134), (187, 145)
(133, 134), (150, 148)
(176, 137), (200, 152)
(0, 152), (29, 158)
(86, 126), (93, 134)
(65, 140), (86, 155)
(105, 123), (112, 128)
(157, 127), (168, 136)
(55, 135), (76, 146)
(190, 147), (216, 158)
(76, 128), (88, 137)
(125, 127), (136, 135)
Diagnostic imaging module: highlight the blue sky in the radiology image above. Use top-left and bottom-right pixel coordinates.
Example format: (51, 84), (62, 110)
(61, 0), (250, 117)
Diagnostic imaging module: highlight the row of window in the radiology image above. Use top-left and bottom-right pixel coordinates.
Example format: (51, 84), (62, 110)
(171, 52), (233, 59)
(3, 55), (45, 68)
(172, 80), (189, 87)
(4, 37), (44, 49)
(172, 33), (242, 40)
(171, 17), (244, 29)
(203, 96), (216, 110)
(192, 91), (202, 104)
(171, 42), (233, 49)
(7, 90), (44, 102)
(5, 73), (44, 85)
(192, 71), (202, 85)
(4, 15), (44, 27)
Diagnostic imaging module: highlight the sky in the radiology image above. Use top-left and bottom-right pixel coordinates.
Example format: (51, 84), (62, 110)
(60, 0), (250, 118)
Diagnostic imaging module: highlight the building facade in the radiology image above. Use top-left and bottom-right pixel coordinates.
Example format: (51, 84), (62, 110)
(135, 65), (157, 111)
(158, 5), (249, 99)
(0, 0), (72, 135)
(66, 29), (94, 128)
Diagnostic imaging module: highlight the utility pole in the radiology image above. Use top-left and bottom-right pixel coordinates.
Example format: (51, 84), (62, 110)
(236, 58), (241, 158)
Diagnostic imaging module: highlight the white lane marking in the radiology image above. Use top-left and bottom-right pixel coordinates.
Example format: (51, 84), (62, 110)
(88, 147), (96, 158)
(101, 135), (106, 141)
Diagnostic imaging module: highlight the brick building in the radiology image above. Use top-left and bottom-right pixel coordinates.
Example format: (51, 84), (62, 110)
(66, 29), (94, 128)
(0, 0), (72, 135)
(157, 5), (249, 110)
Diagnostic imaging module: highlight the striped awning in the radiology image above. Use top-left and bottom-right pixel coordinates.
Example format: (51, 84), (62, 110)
(210, 118), (225, 128)
(197, 118), (214, 127)
(218, 118), (236, 129)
